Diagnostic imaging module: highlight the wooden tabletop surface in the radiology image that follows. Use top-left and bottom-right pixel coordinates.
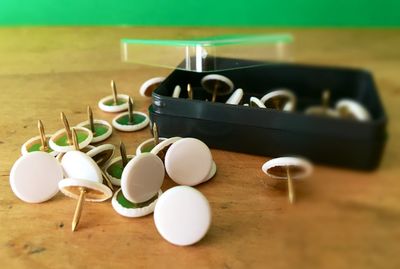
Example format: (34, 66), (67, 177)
(0, 27), (399, 269)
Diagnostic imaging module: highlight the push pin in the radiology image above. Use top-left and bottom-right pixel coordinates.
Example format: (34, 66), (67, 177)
(77, 106), (112, 143)
(58, 128), (112, 232)
(98, 80), (130, 113)
(112, 152), (164, 217)
(249, 97), (266, 108)
(49, 112), (93, 153)
(225, 88), (244, 105)
(335, 99), (371, 121)
(21, 120), (58, 157)
(112, 97), (150, 132)
(165, 138), (217, 186)
(187, 84), (193, 100)
(86, 144), (116, 191)
(201, 74), (234, 102)
(172, 85), (181, 98)
(151, 136), (181, 162)
(105, 141), (134, 186)
(10, 151), (63, 203)
(261, 89), (296, 111)
(154, 186), (212, 246)
(305, 89), (339, 117)
(139, 77), (165, 97)
(136, 122), (166, 155)
(261, 157), (313, 204)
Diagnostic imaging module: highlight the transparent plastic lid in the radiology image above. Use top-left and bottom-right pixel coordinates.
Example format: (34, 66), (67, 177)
(121, 33), (293, 72)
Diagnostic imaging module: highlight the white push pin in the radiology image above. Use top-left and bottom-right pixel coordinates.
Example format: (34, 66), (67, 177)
(305, 89), (339, 117)
(76, 106), (112, 143)
(139, 77), (165, 97)
(151, 136), (181, 161)
(201, 74), (234, 102)
(112, 97), (149, 132)
(172, 85), (181, 98)
(335, 99), (371, 121)
(49, 112), (93, 153)
(225, 88), (244, 105)
(58, 128), (112, 231)
(10, 151), (63, 203)
(165, 138), (215, 186)
(105, 141), (134, 186)
(98, 80), (130, 113)
(136, 122), (166, 155)
(154, 186), (211, 246)
(86, 144), (115, 168)
(21, 120), (58, 157)
(249, 97), (266, 108)
(262, 157), (313, 204)
(260, 88), (296, 111)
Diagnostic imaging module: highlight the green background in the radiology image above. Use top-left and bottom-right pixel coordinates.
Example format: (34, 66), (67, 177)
(0, 0), (399, 26)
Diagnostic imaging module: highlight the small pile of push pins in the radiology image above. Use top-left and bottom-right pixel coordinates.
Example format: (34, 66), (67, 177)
(165, 74), (371, 121)
(10, 78), (317, 246)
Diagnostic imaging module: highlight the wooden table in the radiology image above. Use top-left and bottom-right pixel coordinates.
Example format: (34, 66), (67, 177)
(0, 27), (399, 269)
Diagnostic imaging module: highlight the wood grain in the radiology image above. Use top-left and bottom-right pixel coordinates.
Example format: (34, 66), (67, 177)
(0, 27), (399, 269)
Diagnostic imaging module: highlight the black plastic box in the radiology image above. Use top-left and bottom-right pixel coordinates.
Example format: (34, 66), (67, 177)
(149, 58), (387, 170)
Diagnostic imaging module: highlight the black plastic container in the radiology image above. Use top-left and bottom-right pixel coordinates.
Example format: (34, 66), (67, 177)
(149, 58), (387, 170)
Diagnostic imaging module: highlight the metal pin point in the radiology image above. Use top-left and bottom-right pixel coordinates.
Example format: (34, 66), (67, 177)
(128, 97), (134, 124)
(37, 120), (48, 151)
(61, 112), (73, 145)
(111, 80), (118, 105)
(322, 89), (330, 112)
(286, 166), (295, 204)
(71, 128), (83, 232)
(87, 106), (95, 134)
(120, 141), (128, 168)
(187, 84), (193, 100)
(152, 122), (159, 146)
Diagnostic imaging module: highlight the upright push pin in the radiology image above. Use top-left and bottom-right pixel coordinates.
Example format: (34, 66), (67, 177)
(98, 80), (130, 113)
(49, 112), (93, 153)
(105, 141), (134, 186)
(262, 157), (313, 204)
(77, 106), (112, 143)
(136, 122), (166, 155)
(112, 97), (149, 132)
(335, 99), (371, 121)
(139, 77), (165, 98)
(305, 89), (338, 117)
(21, 120), (58, 157)
(58, 129), (112, 231)
(261, 88), (296, 112)
(201, 74), (234, 102)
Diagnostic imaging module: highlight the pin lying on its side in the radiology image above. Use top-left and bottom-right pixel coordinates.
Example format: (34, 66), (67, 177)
(21, 120), (58, 157)
(139, 77), (165, 97)
(165, 138), (216, 186)
(305, 89), (339, 117)
(249, 96), (266, 108)
(151, 136), (181, 161)
(85, 144), (115, 191)
(201, 74), (234, 102)
(98, 80), (130, 113)
(154, 186), (211, 246)
(225, 88), (244, 105)
(335, 99), (371, 121)
(49, 112), (93, 153)
(261, 88), (296, 112)
(58, 128), (112, 232)
(105, 142), (134, 186)
(77, 106), (112, 143)
(112, 97), (149, 132)
(112, 152), (164, 218)
(262, 157), (313, 204)
(172, 85), (181, 98)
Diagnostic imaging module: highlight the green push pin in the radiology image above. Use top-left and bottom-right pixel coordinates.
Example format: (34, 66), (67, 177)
(112, 97), (150, 132)
(21, 120), (58, 157)
(98, 80), (130, 113)
(136, 122), (166, 155)
(104, 141), (134, 186)
(305, 89), (339, 118)
(77, 106), (112, 143)
(49, 112), (93, 153)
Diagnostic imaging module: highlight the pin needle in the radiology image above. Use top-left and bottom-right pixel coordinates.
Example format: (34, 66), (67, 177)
(187, 84), (193, 100)
(322, 89), (330, 113)
(111, 80), (118, 105)
(128, 97), (134, 124)
(120, 141), (128, 168)
(61, 112), (73, 145)
(37, 120), (48, 151)
(153, 122), (159, 147)
(71, 128), (84, 232)
(286, 166), (295, 204)
(212, 81), (220, 102)
(87, 106), (95, 135)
